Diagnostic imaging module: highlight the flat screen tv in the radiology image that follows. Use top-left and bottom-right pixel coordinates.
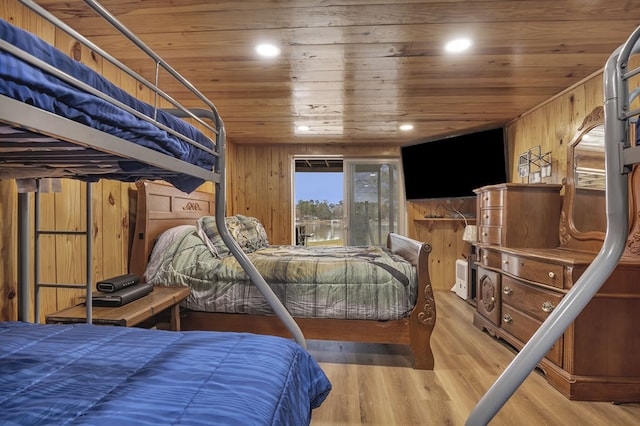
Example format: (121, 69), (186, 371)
(401, 127), (507, 200)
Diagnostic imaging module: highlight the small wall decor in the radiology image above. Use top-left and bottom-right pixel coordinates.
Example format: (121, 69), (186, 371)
(519, 146), (551, 183)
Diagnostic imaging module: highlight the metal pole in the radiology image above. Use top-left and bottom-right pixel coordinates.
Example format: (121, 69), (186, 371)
(85, 183), (92, 323)
(18, 192), (29, 322)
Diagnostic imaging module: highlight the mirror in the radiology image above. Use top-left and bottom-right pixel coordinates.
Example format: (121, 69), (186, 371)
(559, 106), (606, 252)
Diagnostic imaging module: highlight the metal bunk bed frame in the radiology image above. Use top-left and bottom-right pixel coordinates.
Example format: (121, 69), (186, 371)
(3, 0), (307, 349)
(466, 24), (640, 425)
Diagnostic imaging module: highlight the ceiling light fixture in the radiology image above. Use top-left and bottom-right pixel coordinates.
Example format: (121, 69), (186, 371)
(445, 38), (472, 53)
(255, 43), (281, 57)
(296, 125), (310, 131)
(399, 124), (414, 131)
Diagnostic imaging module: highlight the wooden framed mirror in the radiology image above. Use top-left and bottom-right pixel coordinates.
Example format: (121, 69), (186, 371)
(559, 106), (606, 253)
(559, 106), (640, 255)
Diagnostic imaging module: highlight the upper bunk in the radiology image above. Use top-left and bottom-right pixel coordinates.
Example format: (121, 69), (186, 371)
(0, 0), (222, 193)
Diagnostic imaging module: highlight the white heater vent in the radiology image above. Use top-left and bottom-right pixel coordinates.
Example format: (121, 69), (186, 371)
(454, 259), (469, 299)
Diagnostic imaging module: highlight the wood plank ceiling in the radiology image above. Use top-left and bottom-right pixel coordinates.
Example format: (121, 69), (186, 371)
(34, 0), (640, 146)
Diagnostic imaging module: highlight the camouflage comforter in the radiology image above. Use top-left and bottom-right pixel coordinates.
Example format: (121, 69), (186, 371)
(146, 225), (418, 320)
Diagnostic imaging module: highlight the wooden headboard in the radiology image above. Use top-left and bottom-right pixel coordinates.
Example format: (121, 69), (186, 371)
(129, 181), (215, 279)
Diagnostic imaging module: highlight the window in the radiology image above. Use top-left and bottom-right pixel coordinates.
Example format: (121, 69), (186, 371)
(293, 156), (405, 246)
(294, 157), (343, 246)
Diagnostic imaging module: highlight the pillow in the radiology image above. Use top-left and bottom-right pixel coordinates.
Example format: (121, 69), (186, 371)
(196, 214), (269, 257)
(196, 216), (230, 258)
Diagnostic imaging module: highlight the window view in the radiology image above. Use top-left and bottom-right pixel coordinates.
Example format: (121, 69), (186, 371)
(294, 159), (344, 246)
(294, 157), (404, 247)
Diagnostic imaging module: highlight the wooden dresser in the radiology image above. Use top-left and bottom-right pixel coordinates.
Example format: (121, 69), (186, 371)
(474, 245), (640, 402)
(474, 183), (563, 247)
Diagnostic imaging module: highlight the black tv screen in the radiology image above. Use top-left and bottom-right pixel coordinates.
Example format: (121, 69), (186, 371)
(401, 128), (507, 200)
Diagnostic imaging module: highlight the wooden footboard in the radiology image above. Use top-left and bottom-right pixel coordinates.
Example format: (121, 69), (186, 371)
(388, 232), (436, 369)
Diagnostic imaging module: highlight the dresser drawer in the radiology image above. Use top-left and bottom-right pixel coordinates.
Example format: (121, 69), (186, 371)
(479, 226), (502, 245)
(501, 254), (564, 288)
(501, 305), (563, 366)
(479, 190), (503, 209)
(478, 248), (502, 269)
(480, 208), (502, 226)
(501, 276), (563, 323)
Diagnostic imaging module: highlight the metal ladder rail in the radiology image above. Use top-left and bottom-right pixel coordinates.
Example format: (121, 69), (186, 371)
(466, 25), (640, 426)
(31, 181), (93, 324)
(165, 107), (308, 350)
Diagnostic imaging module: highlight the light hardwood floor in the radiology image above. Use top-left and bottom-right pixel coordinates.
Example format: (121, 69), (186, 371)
(308, 290), (640, 425)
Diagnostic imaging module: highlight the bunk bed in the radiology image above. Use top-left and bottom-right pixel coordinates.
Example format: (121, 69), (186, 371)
(130, 180), (437, 370)
(0, 1), (331, 423)
(466, 24), (640, 425)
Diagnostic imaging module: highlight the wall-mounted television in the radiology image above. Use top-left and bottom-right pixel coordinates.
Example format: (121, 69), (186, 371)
(400, 127), (507, 200)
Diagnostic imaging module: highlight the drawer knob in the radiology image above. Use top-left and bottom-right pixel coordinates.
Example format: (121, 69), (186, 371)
(503, 314), (513, 324)
(484, 214), (489, 219)
(542, 301), (555, 313)
(548, 271), (556, 279)
(502, 260), (508, 265)
(483, 255), (488, 261)
(503, 286), (513, 295)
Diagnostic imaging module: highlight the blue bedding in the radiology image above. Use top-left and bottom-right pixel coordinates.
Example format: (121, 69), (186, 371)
(0, 322), (331, 425)
(0, 19), (215, 193)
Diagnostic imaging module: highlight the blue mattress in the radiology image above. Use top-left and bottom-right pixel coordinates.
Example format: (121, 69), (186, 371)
(0, 322), (331, 425)
(0, 19), (215, 193)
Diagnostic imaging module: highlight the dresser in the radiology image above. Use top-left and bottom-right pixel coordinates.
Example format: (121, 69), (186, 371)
(474, 244), (640, 402)
(474, 183), (563, 247)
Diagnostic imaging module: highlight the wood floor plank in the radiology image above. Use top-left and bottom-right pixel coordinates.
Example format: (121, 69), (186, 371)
(309, 290), (640, 425)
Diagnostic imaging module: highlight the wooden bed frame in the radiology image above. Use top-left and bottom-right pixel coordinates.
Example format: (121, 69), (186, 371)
(130, 180), (437, 369)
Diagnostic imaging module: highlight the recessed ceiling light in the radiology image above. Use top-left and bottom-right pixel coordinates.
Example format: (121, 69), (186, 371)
(399, 124), (414, 131)
(296, 125), (310, 131)
(445, 38), (472, 53)
(255, 43), (281, 57)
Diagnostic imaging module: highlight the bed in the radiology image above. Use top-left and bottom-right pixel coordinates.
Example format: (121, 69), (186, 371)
(0, 321), (331, 425)
(0, 0), (330, 423)
(130, 180), (437, 370)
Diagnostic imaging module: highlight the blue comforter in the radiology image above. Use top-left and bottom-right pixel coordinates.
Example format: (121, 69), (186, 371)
(0, 19), (215, 193)
(0, 322), (331, 425)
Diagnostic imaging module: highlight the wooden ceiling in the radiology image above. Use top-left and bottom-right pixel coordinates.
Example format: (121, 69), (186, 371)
(35, 0), (640, 146)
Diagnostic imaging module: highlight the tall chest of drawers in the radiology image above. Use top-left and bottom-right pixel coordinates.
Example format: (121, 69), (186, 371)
(472, 184), (640, 402)
(474, 183), (563, 247)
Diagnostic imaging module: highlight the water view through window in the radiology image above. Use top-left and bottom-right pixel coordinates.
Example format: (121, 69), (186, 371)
(294, 171), (344, 246)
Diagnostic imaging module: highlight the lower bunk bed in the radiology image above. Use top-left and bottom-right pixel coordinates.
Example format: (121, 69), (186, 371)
(0, 321), (331, 425)
(130, 181), (437, 370)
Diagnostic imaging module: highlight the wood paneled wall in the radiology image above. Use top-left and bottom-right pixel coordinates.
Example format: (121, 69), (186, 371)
(0, 0), (606, 318)
(507, 73), (604, 186)
(226, 143), (399, 245)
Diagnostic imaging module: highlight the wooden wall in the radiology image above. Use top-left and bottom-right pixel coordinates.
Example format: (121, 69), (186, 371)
(226, 143), (399, 244)
(507, 72), (604, 186)
(0, 0), (606, 319)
